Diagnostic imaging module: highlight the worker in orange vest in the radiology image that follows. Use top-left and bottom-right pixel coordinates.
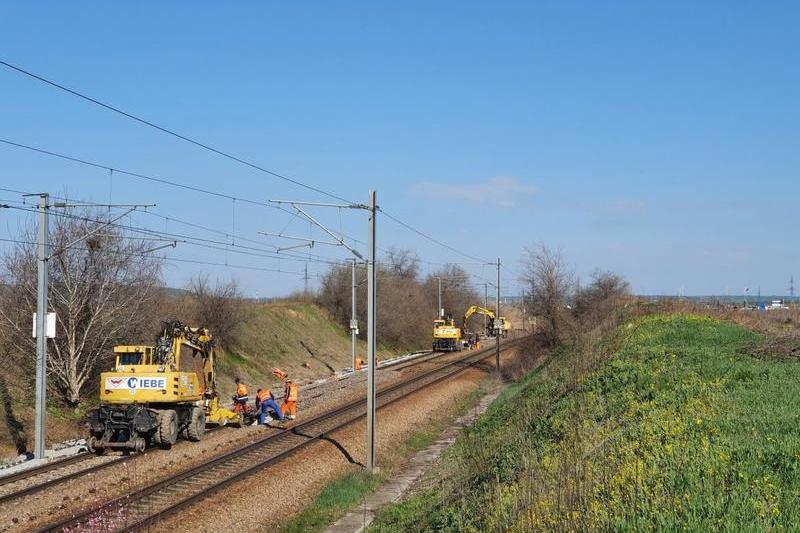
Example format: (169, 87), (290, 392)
(232, 377), (249, 414)
(255, 388), (285, 425)
(355, 358), (364, 371)
(281, 379), (298, 420)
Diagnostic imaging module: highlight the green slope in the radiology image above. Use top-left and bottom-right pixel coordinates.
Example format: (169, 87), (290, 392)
(370, 314), (800, 531)
(215, 301), (398, 396)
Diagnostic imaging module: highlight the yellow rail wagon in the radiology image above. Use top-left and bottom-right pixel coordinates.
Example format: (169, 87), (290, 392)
(87, 321), (242, 453)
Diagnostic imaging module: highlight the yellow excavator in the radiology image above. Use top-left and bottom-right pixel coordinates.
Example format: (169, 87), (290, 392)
(432, 316), (463, 352)
(463, 305), (511, 338)
(87, 320), (243, 453)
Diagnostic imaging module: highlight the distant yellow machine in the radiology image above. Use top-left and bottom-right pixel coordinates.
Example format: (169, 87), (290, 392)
(463, 305), (511, 338)
(432, 317), (462, 352)
(87, 321), (242, 453)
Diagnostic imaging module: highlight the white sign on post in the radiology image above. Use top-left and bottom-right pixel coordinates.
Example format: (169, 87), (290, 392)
(32, 312), (56, 339)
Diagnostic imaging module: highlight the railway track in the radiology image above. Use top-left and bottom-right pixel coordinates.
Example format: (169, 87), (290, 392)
(0, 426), (224, 507)
(36, 338), (521, 532)
(0, 346), (453, 509)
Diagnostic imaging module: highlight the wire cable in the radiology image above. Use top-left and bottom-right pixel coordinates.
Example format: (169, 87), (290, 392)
(0, 137), (368, 250)
(0, 59), (354, 204)
(378, 207), (492, 264)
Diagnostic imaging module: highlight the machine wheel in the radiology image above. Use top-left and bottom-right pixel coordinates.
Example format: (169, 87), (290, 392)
(87, 436), (105, 456)
(186, 407), (205, 442)
(157, 409), (178, 449)
(134, 436), (146, 453)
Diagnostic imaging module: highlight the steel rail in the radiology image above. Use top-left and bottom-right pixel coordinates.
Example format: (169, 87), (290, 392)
(0, 427), (227, 507)
(0, 453), (89, 488)
(36, 338), (522, 532)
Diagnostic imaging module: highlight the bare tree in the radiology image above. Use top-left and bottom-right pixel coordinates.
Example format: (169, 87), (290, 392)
(317, 248), (456, 349)
(574, 269), (630, 321)
(186, 274), (245, 348)
(384, 247), (420, 279)
(423, 264), (479, 325)
(521, 244), (574, 346)
(0, 210), (163, 405)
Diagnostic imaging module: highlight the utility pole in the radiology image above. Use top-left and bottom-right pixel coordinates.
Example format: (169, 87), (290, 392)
(438, 277), (442, 318)
(495, 258), (500, 371)
(790, 275), (795, 301)
(303, 262), (309, 300)
(34, 193), (50, 460)
(483, 283), (488, 333)
(351, 258), (358, 371)
(366, 190), (377, 473)
(264, 192), (376, 472)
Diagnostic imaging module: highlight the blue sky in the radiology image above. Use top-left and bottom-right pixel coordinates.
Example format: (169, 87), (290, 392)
(0, 1), (797, 296)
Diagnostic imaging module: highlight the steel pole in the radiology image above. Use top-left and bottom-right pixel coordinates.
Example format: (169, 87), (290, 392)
(495, 258), (500, 371)
(34, 193), (50, 460)
(483, 283), (488, 333)
(366, 190), (377, 472)
(351, 258), (357, 371)
(438, 277), (442, 318)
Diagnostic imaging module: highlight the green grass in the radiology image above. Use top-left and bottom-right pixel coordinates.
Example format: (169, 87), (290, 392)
(214, 301), (403, 396)
(278, 385), (489, 533)
(277, 470), (387, 533)
(369, 314), (800, 532)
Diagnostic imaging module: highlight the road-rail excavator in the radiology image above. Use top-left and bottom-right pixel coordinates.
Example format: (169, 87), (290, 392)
(432, 316), (463, 352)
(87, 320), (244, 453)
(463, 305), (511, 338)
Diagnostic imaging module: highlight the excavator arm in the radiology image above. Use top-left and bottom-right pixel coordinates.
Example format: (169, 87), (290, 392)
(463, 305), (497, 332)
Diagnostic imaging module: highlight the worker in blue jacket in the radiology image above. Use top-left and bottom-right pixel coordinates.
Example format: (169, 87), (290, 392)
(255, 388), (285, 425)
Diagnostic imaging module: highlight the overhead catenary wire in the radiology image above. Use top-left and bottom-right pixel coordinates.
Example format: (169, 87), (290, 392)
(378, 207), (492, 264)
(1, 185), (354, 266)
(0, 59), (355, 205)
(2, 203), (351, 268)
(0, 138), (370, 253)
(1, 139), (498, 275)
(0, 60), (496, 267)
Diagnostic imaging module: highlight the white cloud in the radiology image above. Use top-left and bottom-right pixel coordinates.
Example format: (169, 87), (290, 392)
(412, 177), (537, 208)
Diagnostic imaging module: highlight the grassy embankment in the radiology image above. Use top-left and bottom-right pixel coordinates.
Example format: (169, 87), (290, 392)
(215, 301), (400, 395)
(370, 314), (800, 531)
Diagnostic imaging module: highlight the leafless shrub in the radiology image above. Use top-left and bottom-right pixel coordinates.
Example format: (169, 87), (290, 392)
(0, 209), (163, 406)
(316, 249), (478, 349)
(423, 264), (480, 323)
(521, 244), (575, 347)
(186, 274), (246, 349)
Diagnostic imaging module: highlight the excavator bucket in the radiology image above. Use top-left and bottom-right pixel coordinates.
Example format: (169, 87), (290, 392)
(205, 397), (244, 427)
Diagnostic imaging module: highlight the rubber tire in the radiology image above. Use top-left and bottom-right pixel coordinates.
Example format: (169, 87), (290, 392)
(157, 409), (178, 449)
(186, 407), (205, 442)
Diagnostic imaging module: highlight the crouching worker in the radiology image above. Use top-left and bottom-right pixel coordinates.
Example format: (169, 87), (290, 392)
(232, 377), (249, 413)
(282, 379), (298, 420)
(256, 388), (285, 425)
